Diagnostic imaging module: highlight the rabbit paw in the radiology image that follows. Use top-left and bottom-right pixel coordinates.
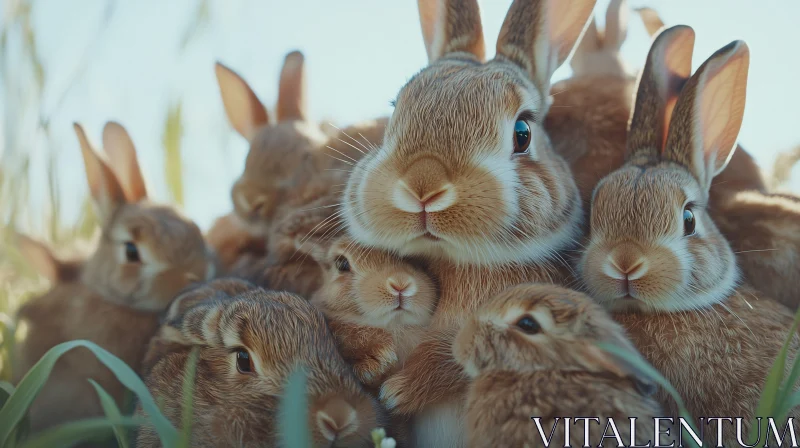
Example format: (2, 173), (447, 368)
(352, 346), (398, 386)
(379, 372), (410, 413)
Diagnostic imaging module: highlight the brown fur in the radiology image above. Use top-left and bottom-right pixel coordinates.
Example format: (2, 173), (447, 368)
(14, 123), (211, 434)
(454, 284), (661, 447)
(579, 27), (800, 445)
(614, 290), (799, 446)
(16, 282), (160, 433)
(136, 279), (394, 448)
(713, 191), (800, 310)
(205, 212), (267, 274)
(570, 0), (632, 79)
(549, 12), (764, 218)
(308, 236), (439, 388)
(341, 1), (597, 445)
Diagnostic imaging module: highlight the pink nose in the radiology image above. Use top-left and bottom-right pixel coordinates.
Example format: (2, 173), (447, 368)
(391, 181), (457, 213)
(603, 256), (649, 286)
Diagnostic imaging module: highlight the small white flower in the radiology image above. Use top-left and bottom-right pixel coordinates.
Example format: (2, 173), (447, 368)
(380, 437), (397, 448)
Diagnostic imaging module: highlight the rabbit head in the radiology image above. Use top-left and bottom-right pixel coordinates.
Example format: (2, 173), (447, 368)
(579, 26), (750, 312)
(342, 0), (596, 266)
(570, 0), (631, 78)
(309, 236), (438, 328)
(215, 52), (330, 234)
(453, 283), (654, 393)
(140, 279), (386, 447)
(73, 122), (212, 311)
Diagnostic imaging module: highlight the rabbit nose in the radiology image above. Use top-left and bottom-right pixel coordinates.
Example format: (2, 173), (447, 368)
(387, 277), (417, 297)
(603, 247), (649, 282)
(316, 398), (358, 442)
(392, 181), (456, 213)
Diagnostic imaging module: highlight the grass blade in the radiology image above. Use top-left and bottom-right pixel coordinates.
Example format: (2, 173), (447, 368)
(597, 343), (700, 448)
(749, 307), (800, 444)
(279, 367), (311, 448)
(177, 347), (199, 448)
(162, 103), (184, 207)
(18, 416), (144, 448)
(88, 379), (129, 448)
(0, 340), (178, 447)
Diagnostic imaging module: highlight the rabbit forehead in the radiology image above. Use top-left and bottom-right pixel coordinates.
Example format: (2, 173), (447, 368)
(591, 165), (702, 240)
(243, 122), (319, 177)
(388, 61), (541, 162)
(109, 203), (207, 263)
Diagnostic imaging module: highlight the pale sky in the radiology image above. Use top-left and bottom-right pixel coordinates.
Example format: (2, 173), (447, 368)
(3, 0), (799, 231)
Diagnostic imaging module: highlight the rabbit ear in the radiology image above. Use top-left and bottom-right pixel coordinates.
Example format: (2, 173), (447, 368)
(584, 336), (658, 397)
(495, 0), (597, 95)
(626, 25), (694, 164)
(662, 41), (750, 191)
(635, 7), (666, 37)
(74, 123), (128, 219)
(604, 0), (629, 50)
(417, 0), (485, 63)
(102, 121), (148, 202)
(16, 234), (61, 283)
(276, 51), (308, 122)
(215, 62), (270, 141)
(571, 18), (601, 65)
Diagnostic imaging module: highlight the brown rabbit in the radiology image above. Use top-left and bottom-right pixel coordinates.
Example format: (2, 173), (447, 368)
(341, 0), (598, 445)
(214, 52), (385, 238)
(136, 278), (394, 448)
(215, 52), (331, 235)
(570, 0), (632, 79)
(308, 236), (438, 388)
(14, 122), (212, 433)
(712, 191), (800, 310)
(205, 212), (267, 274)
(548, 3), (765, 215)
(578, 26), (799, 445)
(453, 283), (662, 448)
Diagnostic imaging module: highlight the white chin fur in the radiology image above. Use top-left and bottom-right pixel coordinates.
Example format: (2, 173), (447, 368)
(345, 200), (581, 267)
(412, 401), (465, 448)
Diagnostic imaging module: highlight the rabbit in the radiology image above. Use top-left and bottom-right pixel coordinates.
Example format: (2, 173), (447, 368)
(547, 3), (765, 215)
(712, 191), (800, 310)
(307, 235), (439, 388)
(205, 212), (267, 274)
(136, 278), (396, 448)
(453, 283), (662, 448)
(340, 0), (598, 445)
(13, 122), (213, 433)
(215, 52), (386, 239)
(577, 25), (799, 445)
(570, 0), (632, 79)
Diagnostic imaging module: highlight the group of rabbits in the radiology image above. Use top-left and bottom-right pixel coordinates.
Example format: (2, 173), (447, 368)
(11, 0), (800, 446)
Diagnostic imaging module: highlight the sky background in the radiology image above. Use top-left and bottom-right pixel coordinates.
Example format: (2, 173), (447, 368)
(2, 0), (799, 231)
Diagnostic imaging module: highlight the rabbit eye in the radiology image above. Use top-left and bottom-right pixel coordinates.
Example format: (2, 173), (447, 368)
(513, 119), (531, 154)
(334, 255), (351, 273)
(124, 242), (140, 263)
(683, 206), (696, 236)
(236, 349), (254, 374)
(514, 315), (541, 335)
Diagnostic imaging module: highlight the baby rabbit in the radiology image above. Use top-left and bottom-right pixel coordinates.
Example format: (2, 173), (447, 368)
(136, 278), (392, 448)
(341, 0), (596, 444)
(453, 283), (661, 448)
(578, 25), (799, 445)
(309, 236), (438, 388)
(14, 122), (212, 433)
